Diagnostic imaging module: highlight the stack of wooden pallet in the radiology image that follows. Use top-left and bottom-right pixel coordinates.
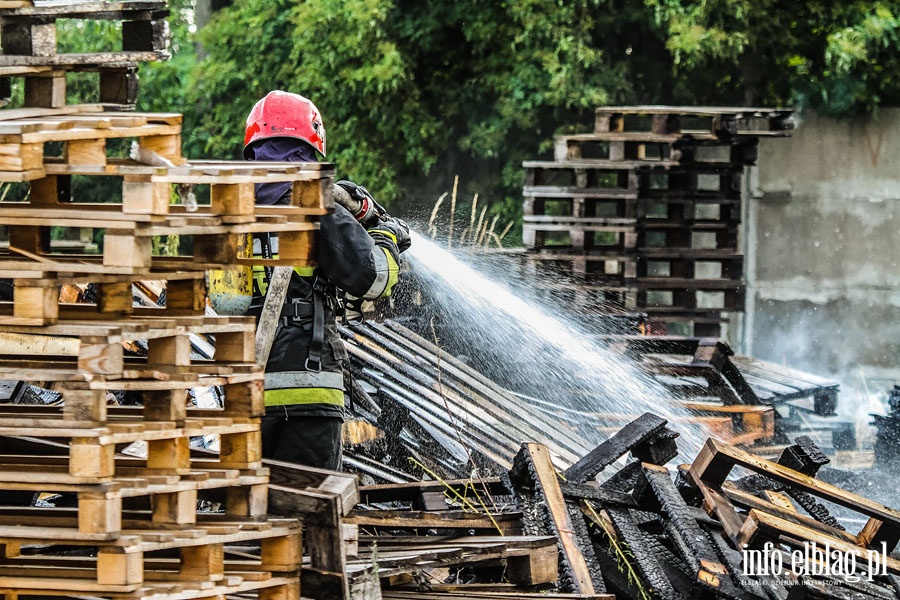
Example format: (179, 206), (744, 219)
(0, 2), (329, 598)
(522, 106), (794, 337)
(0, 0), (168, 108)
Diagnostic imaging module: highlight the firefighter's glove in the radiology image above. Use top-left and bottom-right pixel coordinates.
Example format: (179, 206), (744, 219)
(336, 180), (377, 226)
(367, 218), (411, 262)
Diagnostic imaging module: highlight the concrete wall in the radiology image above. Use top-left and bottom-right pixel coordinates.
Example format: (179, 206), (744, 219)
(746, 109), (900, 399)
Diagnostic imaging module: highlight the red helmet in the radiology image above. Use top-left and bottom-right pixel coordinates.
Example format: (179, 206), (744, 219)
(243, 90), (326, 158)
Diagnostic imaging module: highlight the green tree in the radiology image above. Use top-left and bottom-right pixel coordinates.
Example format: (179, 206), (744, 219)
(135, 1), (900, 242)
(648, 0), (900, 115)
(190, 0), (667, 234)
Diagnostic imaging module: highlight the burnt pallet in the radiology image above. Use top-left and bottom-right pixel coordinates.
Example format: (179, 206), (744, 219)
(637, 196), (742, 224)
(637, 223), (741, 252)
(640, 167), (744, 195)
(523, 160), (640, 195)
(554, 132), (759, 167)
(593, 105), (794, 138)
(636, 252), (744, 280)
(522, 216), (637, 251)
(691, 437), (900, 552)
(636, 281), (745, 311)
(523, 194), (639, 219)
(522, 250), (638, 279)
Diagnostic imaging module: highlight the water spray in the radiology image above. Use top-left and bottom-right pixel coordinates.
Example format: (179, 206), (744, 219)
(402, 231), (706, 456)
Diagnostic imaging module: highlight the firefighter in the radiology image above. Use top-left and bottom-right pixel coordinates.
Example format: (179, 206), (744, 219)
(243, 90), (411, 470)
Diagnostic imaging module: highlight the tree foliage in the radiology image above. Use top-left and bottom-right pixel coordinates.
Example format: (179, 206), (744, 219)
(648, 1), (900, 114)
(133, 0), (900, 238)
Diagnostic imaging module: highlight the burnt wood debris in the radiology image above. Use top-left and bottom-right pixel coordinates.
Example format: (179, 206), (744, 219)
(0, 2), (895, 600)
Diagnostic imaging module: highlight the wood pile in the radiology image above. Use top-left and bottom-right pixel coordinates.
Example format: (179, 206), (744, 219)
(272, 411), (900, 599)
(0, 2), (329, 598)
(338, 319), (851, 484)
(521, 106), (794, 338)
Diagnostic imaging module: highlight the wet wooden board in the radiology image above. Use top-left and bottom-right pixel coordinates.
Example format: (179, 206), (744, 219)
(356, 535), (558, 585)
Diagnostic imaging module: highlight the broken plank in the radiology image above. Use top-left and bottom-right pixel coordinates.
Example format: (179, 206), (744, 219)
(563, 412), (668, 484)
(634, 463), (747, 597)
(511, 442), (596, 594)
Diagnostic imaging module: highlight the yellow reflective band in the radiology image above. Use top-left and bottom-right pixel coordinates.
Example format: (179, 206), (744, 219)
(369, 229), (398, 244)
(252, 265), (315, 296)
(383, 248), (400, 296)
(265, 387), (345, 407)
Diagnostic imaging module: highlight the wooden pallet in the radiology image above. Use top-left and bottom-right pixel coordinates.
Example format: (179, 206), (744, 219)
(636, 251), (743, 280)
(522, 250), (638, 279)
(0, 373), (262, 424)
(0, 415), (263, 483)
(0, 273), (209, 324)
(689, 437), (900, 553)
(0, 2), (168, 108)
(523, 160), (640, 195)
(639, 166), (744, 195)
(637, 196), (742, 223)
(0, 111), (183, 180)
(0, 519), (300, 594)
(0, 216), (318, 279)
(522, 216), (637, 251)
(0, 464), (269, 534)
(593, 105), (795, 137)
(554, 132), (759, 167)
(0, 314), (258, 375)
(41, 158), (334, 217)
(523, 194), (638, 219)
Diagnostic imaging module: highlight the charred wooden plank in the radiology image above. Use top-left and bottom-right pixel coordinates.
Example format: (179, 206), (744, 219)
(559, 481), (636, 508)
(631, 427), (680, 465)
(691, 339), (761, 405)
(563, 413), (668, 484)
(634, 463), (752, 598)
(347, 509), (523, 533)
(510, 442), (597, 594)
(358, 477), (513, 508)
(604, 507), (684, 599)
(602, 460), (642, 493)
(778, 435), (830, 476)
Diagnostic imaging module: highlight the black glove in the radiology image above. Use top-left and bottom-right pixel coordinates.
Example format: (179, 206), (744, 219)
(367, 218), (411, 259)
